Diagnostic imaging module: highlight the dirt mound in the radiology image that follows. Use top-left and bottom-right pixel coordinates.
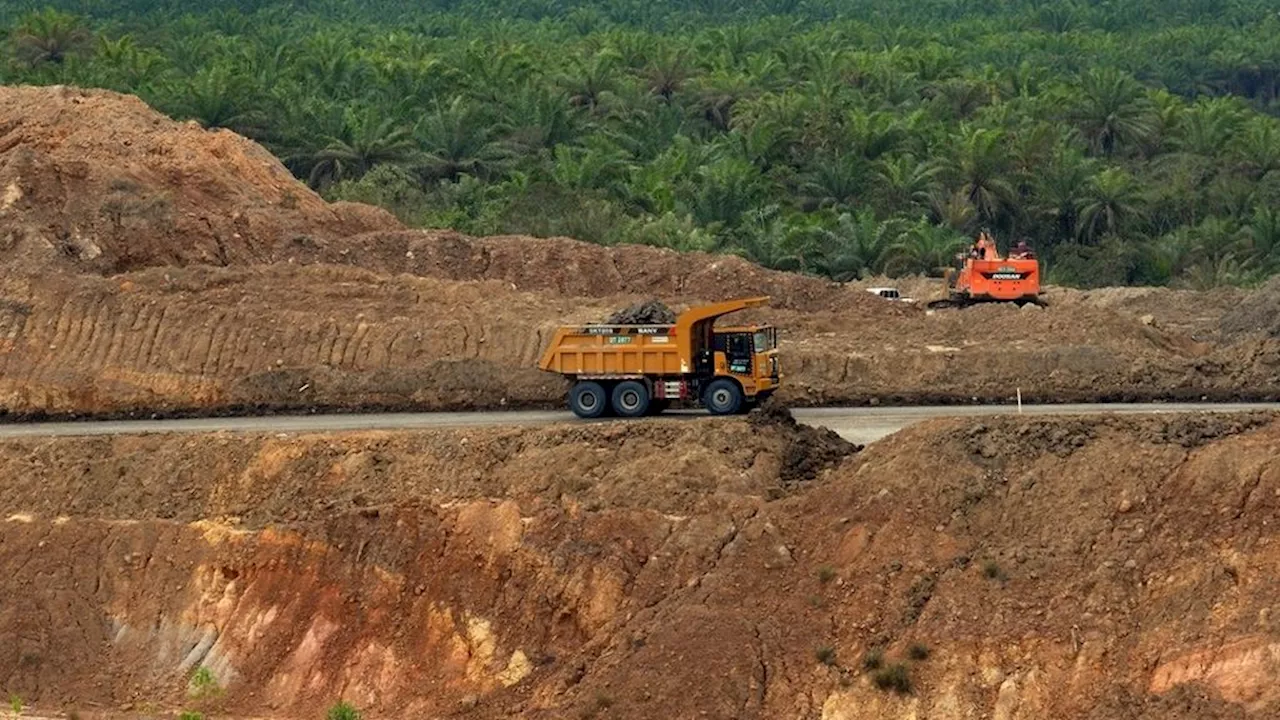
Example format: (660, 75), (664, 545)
(605, 299), (676, 324)
(0, 85), (400, 273)
(0, 418), (849, 524)
(1222, 276), (1280, 339)
(749, 397), (861, 485)
(328, 229), (909, 314)
(1, 413), (1278, 718)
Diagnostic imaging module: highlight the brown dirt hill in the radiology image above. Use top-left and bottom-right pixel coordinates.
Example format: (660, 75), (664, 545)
(0, 85), (400, 273)
(0, 413), (1276, 718)
(3, 263), (1280, 418)
(2, 262), (1279, 418)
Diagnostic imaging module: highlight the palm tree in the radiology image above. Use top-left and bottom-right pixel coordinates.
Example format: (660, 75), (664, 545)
(886, 220), (968, 277)
(1071, 68), (1156, 156)
(1233, 117), (1280, 180)
(816, 211), (902, 280)
(844, 109), (905, 160)
(1077, 167), (1146, 244)
(456, 42), (535, 105)
(169, 66), (266, 137)
(1176, 97), (1246, 158)
(643, 49), (689, 103)
(801, 152), (863, 209)
(550, 138), (636, 195)
(872, 153), (940, 214)
(935, 126), (1020, 228)
(691, 70), (757, 132)
(686, 153), (766, 226)
(416, 97), (512, 182)
(308, 111), (418, 190)
(501, 85), (583, 154)
(1181, 254), (1259, 290)
(560, 50), (623, 113)
(12, 9), (91, 66)
(1031, 149), (1097, 243)
(1246, 207), (1280, 273)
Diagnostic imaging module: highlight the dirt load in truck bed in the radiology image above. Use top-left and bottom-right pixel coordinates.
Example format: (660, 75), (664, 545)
(0, 412), (1276, 719)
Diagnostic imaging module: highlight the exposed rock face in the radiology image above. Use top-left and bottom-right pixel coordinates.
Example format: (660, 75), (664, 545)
(0, 414), (1277, 718)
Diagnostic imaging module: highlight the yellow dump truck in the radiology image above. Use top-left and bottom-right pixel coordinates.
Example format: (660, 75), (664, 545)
(538, 297), (781, 418)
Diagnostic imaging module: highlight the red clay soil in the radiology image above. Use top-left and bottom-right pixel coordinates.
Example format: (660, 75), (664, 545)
(0, 412), (1276, 719)
(0, 85), (400, 274)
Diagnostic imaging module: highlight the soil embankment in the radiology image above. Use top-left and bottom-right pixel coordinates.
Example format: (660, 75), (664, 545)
(3, 85), (1280, 417)
(0, 412), (1277, 718)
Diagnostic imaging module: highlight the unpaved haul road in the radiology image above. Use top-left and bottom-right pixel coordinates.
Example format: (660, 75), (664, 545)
(0, 403), (1276, 445)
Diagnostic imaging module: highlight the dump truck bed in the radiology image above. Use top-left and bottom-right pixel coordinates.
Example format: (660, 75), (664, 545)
(539, 325), (685, 377)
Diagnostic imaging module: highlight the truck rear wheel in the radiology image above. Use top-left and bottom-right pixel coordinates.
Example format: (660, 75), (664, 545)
(703, 379), (743, 415)
(568, 381), (608, 419)
(611, 380), (650, 418)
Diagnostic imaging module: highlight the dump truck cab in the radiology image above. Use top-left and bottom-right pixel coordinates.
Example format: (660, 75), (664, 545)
(538, 297), (781, 418)
(709, 324), (780, 398)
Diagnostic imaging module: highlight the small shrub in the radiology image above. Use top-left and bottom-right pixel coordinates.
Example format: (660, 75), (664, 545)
(594, 693), (613, 709)
(861, 647), (884, 671)
(908, 643), (930, 661)
(817, 565), (836, 583)
(189, 666), (221, 699)
(983, 560), (1007, 581)
(178, 712), (204, 720)
(815, 646), (837, 666)
(873, 663), (913, 694)
(327, 701), (361, 720)
(9, 694), (22, 714)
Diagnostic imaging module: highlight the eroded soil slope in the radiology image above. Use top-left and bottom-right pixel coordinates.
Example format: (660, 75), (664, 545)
(0, 412), (1277, 719)
(0, 85), (400, 273)
(2, 257), (1279, 417)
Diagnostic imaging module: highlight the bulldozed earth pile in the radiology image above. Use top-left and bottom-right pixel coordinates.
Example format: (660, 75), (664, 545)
(2, 84), (1280, 416)
(0, 412), (1277, 718)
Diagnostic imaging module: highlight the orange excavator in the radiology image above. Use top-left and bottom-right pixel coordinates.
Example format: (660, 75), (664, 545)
(927, 230), (1044, 309)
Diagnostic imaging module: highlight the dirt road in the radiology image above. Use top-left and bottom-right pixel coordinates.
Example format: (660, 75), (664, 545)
(1, 402), (1275, 445)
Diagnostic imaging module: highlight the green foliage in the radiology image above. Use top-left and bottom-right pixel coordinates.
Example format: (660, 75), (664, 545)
(327, 701), (361, 720)
(982, 560), (1008, 581)
(178, 712), (204, 720)
(814, 645), (837, 666)
(188, 665), (222, 700)
(907, 643), (931, 661)
(8, 693), (21, 715)
(4, 0), (1280, 286)
(872, 663), (913, 694)
(861, 647), (884, 671)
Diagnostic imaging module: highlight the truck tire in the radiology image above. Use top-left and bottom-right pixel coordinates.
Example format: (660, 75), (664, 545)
(703, 379), (743, 415)
(611, 380), (650, 418)
(569, 381), (608, 419)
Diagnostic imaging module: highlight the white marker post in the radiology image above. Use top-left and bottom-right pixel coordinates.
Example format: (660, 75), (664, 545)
(1017, 388), (1023, 414)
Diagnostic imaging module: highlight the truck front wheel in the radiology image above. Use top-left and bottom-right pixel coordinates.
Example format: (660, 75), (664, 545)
(611, 380), (650, 418)
(569, 381), (608, 419)
(703, 379), (743, 415)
